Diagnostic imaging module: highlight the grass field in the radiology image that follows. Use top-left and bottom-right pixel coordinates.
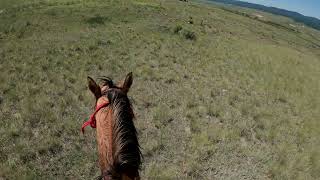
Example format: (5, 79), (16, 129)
(0, 0), (319, 179)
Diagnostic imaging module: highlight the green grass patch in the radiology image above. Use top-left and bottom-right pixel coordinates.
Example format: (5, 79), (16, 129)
(0, 0), (319, 179)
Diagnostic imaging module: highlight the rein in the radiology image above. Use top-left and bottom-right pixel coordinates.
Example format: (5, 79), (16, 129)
(81, 101), (110, 133)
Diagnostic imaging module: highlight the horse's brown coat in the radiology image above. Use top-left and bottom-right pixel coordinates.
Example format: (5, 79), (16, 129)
(96, 97), (113, 172)
(86, 73), (141, 180)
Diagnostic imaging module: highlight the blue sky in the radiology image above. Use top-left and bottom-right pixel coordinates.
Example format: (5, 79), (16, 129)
(239, 0), (320, 19)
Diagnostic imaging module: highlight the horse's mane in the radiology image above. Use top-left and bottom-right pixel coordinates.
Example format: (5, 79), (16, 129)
(103, 88), (142, 178)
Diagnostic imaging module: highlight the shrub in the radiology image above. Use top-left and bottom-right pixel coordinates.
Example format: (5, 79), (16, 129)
(86, 15), (108, 25)
(173, 25), (183, 34)
(183, 30), (196, 40)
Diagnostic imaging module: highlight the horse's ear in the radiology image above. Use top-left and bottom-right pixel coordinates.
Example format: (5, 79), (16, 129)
(120, 72), (133, 93)
(87, 76), (101, 99)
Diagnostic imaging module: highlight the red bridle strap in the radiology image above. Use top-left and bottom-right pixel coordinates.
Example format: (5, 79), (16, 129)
(81, 102), (109, 134)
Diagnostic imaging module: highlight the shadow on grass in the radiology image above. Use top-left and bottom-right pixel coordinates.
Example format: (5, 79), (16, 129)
(86, 15), (109, 26)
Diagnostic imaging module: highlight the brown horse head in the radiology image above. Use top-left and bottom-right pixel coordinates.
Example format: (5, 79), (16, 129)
(86, 72), (141, 180)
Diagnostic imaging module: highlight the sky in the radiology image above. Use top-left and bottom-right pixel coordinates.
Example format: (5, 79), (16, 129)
(239, 0), (320, 19)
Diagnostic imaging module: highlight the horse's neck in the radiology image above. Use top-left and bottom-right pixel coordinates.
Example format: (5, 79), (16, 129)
(96, 108), (114, 174)
(102, 173), (139, 180)
(96, 99), (139, 180)
(121, 174), (139, 180)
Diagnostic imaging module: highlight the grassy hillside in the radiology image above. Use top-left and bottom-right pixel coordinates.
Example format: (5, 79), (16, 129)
(207, 0), (320, 31)
(0, 0), (319, 179)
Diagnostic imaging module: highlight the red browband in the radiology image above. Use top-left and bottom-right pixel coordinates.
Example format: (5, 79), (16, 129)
(81, 102), (110, 133)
